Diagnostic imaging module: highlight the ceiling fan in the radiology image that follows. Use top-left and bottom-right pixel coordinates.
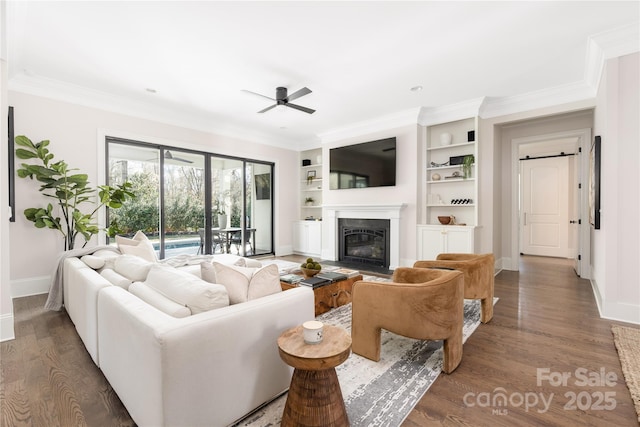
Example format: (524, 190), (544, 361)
(242, 86), (315, 114)
(163, 150), (193, 164)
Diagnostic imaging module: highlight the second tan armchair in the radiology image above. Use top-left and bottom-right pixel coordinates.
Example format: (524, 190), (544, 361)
(351, 267), (464, 374)
(414, 253), (494, 323)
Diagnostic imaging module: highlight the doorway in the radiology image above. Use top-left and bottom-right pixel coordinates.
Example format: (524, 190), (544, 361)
(510, 129), (592, 278)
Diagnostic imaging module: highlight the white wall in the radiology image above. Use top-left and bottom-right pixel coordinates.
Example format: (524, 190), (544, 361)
(592, 52), (640, 324)
(321, 124), (419, 267)
(7, 91), (299, 298)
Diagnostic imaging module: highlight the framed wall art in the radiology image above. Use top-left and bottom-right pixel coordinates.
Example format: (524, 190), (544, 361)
(589, 135), (601, 230)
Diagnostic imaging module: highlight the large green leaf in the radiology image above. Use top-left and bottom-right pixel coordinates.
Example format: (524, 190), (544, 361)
(15, 148), (38, 160)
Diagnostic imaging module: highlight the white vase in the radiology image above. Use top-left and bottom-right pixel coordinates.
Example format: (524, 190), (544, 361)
(218, 214), (227, 229)
(440, 132), (452, 146)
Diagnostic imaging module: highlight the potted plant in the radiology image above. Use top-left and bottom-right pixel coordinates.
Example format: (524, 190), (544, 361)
(213, 196), (228, 228)
(15, 135), (135, 250)
(462, 155), (475, 179)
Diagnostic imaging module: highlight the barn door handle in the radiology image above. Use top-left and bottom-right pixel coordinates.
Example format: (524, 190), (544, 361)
(523, 212), (527, 226)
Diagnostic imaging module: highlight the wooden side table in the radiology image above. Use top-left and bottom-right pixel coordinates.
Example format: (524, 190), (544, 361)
(281, 275), (363, 316)
(277, 324), (351, 427)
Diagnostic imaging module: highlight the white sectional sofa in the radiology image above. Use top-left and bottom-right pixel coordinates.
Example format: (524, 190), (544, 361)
(61, 252), (314, 426)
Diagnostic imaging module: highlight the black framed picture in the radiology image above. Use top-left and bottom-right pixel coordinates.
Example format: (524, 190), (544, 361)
(8, 106), (15, 222)
(589, 135), (601, 230)
(255, 173), (271, 200)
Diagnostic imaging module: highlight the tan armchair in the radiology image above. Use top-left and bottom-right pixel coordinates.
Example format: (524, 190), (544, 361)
(414, 253), (494, 323)
(351, 267), (464, 374)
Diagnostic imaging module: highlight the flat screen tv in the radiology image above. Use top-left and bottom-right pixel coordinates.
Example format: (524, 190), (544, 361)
(329, 137), (396, 190)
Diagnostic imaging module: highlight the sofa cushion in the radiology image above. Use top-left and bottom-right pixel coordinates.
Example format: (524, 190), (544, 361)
(92, 249), (121, 270)
(81, 254), (105, 270)
(100, 268), (133, 289)
(129, 281), (192, 318)
(114, 255), (153, 282)
(145, 264), (229, 314)
(205, 262), (281, 304)
(116, 230), (157, 262)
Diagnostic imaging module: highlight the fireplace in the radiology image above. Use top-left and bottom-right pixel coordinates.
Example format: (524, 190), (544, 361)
(322, 204), (406, 270)
(339, 218), (390, 268)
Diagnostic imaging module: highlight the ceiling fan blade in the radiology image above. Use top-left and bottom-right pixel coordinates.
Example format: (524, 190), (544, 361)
(285, 103), (315, 114)
(241, 89), (275, 101)
(165, 150), (193, 163)
(286, 87), (311, 102)
(258, 104), (278, 113)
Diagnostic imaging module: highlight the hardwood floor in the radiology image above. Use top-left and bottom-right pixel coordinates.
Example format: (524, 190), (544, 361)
(1, 255), (637, 426)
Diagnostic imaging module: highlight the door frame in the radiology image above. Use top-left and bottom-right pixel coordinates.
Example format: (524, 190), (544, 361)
(510, 128), (592, 278)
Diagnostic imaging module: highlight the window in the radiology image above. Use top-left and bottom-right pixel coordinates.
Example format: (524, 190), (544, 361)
(106, 137), (273, 258)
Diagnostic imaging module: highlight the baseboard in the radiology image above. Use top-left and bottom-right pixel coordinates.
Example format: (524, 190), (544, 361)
(11, 275), (50, 298)
(590, 277), (639, 325)
(1, 313), (15, 342)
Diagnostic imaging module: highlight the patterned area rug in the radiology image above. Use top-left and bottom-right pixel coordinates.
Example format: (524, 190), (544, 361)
(234, 298), (493, 426)
(611, 325), (640, 422)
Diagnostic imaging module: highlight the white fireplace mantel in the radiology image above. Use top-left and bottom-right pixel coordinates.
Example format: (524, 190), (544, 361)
(321, 203), (406, 270)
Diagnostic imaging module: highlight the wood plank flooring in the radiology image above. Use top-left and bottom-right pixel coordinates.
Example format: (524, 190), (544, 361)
(1, 255), (637, 426)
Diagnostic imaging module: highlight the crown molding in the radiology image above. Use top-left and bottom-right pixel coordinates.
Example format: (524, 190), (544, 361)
(318, 107), (421, 144)
(418, 97), (486, 126)
(480, 81), (595, 119)
(8, 72), (300, 150)
(585, 22), (640, 91)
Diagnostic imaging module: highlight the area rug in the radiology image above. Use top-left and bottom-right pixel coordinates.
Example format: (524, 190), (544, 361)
(611, 325), (640, 422)
(234, 298), (493, 427)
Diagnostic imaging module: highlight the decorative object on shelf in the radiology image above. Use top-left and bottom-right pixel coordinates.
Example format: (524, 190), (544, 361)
(440, 132), (453, 146)
(431, 173), (441, 181)
(302, 159), (311, 166)
(445, 171), (462, 179)
(449, 155), (465, 165)
(300, 257), (322, 278)
(316, 155), (322, 165)
(451, 199), (473, 204)
(430, 161), (449, 167)
(305, 197), (315, 206)
(438, 216), (452, 225)
(462, 155), (475, 179)
(306, 170), (316, 184)
(467, 130), (475, 142)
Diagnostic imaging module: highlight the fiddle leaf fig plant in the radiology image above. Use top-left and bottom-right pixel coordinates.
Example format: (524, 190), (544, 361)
(15, 135), (136, 251)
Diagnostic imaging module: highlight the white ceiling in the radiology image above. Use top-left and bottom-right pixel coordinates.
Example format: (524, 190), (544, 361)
(6, 1), (640, 149)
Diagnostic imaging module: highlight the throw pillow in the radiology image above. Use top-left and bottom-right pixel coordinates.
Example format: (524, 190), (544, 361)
(100, 268), (133, 289)
(145, 264), (229, 314)
(234, 257), (263, 268)
(114, 255), (153, 282)
(129, 282), (191, 318)
(246, 264), (281, 300)
(208, 262), (281, 304)
(116, 230), (157, 262)
(92, 249), (120, 270)
(80, 255), (105, 270)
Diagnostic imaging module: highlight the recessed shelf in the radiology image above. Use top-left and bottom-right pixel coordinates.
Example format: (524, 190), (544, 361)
(426, 141), (475, 151)
(427, 203), (476, 207)
(427, 178), (475, 184)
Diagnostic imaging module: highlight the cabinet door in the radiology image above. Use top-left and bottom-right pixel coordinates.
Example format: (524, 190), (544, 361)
(417, 226), (444, 260)
(444, 227), (474, 253)
(306, 222), (322, 255)
(292, 222), (304, 252)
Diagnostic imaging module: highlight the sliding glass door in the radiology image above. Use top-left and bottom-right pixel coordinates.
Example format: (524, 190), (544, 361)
(107, 138), (273, 258)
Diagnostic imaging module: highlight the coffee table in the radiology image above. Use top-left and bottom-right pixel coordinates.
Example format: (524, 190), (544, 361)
(281, 275), (363, 316)
(277, 324), (351, 427)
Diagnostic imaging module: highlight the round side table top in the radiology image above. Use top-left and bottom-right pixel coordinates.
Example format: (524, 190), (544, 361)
(278, 324), (351, 371)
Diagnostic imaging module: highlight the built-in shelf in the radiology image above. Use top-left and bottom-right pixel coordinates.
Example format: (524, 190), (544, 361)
(426, 141), (475, 151)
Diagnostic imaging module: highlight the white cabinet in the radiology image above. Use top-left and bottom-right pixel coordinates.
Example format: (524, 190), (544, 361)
(300, 148), (323, 220)
(293, 221), (322, 256)
(417, 225), (479, 260)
